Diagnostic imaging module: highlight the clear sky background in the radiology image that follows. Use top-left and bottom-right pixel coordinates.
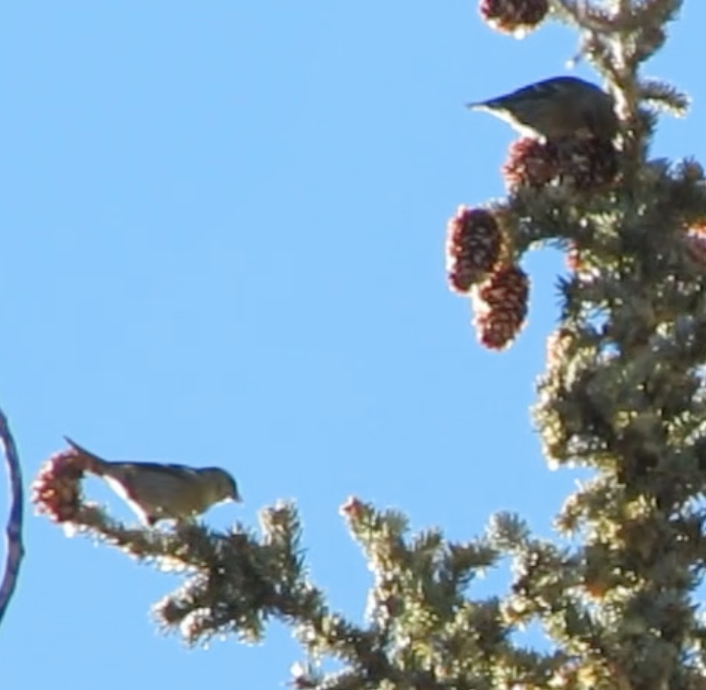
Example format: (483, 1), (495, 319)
(1, 2), (705, 688)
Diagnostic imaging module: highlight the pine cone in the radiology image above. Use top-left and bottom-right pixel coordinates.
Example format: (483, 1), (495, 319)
(503, 137), (560, 189)
(565, 242), (582, 272)
(32, 448), (91, 523)
(503, 136), (618, 191)
(553, 137), (619, 191)
(684, 226), (706, 267)
(472, 264), (530, 350)
(479, 0), (548, 35)
(445, 206), (504, 294)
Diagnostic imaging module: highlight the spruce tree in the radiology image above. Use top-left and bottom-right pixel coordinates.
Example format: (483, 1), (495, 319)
(31, 2), (706, 690)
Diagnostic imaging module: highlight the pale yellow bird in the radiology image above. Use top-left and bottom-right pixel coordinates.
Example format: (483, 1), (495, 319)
(64, 437), (241, 526)
(467, 76), (619, 141)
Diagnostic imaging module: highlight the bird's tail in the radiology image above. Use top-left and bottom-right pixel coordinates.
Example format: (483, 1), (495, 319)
(63, 436), (111, 475)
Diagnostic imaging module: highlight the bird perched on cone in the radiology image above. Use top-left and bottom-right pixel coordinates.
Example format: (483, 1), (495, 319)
(466, 75), (619, 141)
(64, 437), (242, 526)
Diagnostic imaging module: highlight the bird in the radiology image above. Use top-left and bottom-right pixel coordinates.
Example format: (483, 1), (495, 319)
(64, 436), (242, 526)
(466, 75), (619, 141)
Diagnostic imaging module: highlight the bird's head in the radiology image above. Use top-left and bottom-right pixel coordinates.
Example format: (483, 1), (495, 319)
(199, 467), (242, 504)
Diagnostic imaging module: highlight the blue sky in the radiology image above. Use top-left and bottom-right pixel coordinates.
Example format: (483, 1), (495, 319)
(1, 2), (704, 687)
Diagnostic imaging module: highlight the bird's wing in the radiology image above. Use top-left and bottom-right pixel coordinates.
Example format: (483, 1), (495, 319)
(122, 461), (200, 481)
(496, 77), (590, 106)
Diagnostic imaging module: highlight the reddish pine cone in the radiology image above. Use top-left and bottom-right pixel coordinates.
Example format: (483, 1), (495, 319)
(446, 206), (503, 294)
(472, 264), (529, 350)
(479, 0), (548, 35)
(503, 136), (618, 191)
(503, 137), (559, 189)
(339, 496), (367, 522)
(565, 242), (582, 272)
(32, 448), (92, 523)
(684, 231), (706, 267)
(553, 137), (618, 191)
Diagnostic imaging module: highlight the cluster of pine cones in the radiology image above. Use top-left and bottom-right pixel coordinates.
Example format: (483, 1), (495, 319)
(445, 0), (620, 350)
